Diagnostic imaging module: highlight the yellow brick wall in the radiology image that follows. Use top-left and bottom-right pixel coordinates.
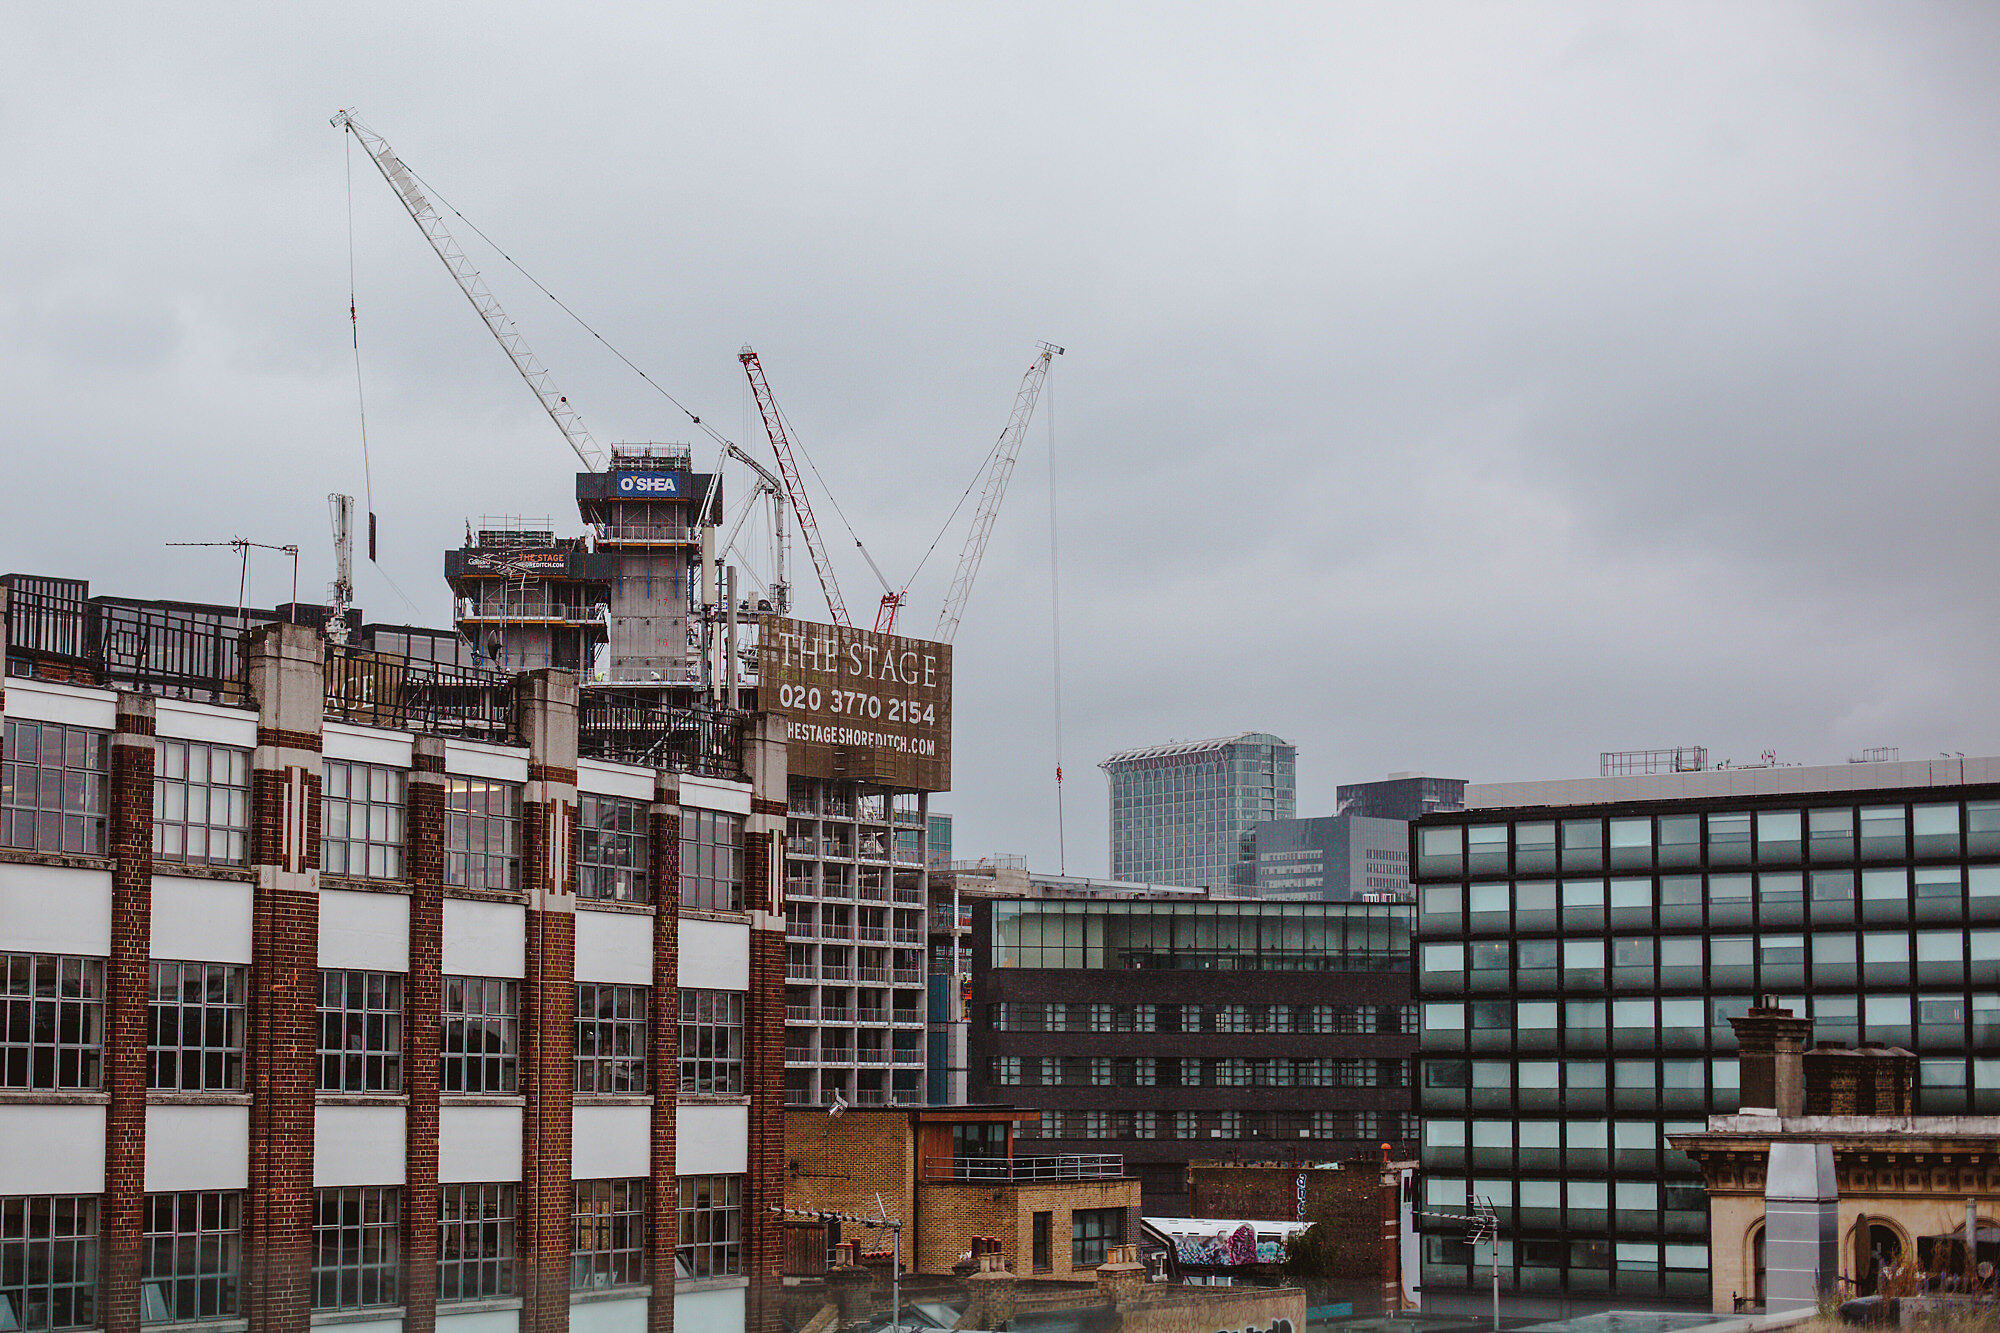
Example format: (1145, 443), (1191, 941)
(917, 1178), (1140, 1279)
(1710, 1194), (2000, 1312)
(782, 1110), (916, 1258)
(1118, 1285), (1309, 1333)
(783, 1110), (1141, 1279)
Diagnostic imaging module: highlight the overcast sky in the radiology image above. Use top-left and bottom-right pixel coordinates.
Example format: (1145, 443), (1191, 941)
(7, 5), (1999, 876)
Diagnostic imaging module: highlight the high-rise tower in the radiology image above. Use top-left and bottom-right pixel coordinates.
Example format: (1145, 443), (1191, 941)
(1100, 732), (1296, 890)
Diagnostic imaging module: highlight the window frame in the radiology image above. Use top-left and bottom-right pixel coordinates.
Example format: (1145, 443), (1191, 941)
(438, 1182), (515, 1303)
(441, 976), (518, 1096)
(151, 738), (250, 867)
(572, 1179), (646, 1290)
(577, 793), (650, 903)
(0, 719), (108, 856)
(0, 1194), (97, 1332)
(141, 1191), (241, 1323)
(317, 969), (404, 1093)
(675, 1174), (742, 1280)
(678, 989), (744, 1095)
(321, 759), (407, 881)
(147, 960), (246, 1092)
(574, 982), (648, 1095)
(681, 808), (745, 912)
(1071, 1206), (1125, 1269)
(1, 953), (105, 1091)
(445, 777), (522, 893)
(311, 1185), (399, 1312)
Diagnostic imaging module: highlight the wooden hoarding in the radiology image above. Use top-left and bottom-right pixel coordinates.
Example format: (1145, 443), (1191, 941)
(757, 617), (951, 791)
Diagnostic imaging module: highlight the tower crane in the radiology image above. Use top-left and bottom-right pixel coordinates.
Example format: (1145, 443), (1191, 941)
(331, 110), (608, 474)
(935, 342), (1062, 644)
(326, 494), (355, 646)
(739, 346), (853, 628)
(720, 443), (790, 615)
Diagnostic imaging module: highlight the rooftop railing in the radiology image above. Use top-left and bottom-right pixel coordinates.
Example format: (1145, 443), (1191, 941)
(325, 644), (513, 741)
(576, 692), (745, 779)
(923, 1155), (1125, 1183)
(7, 586), (250, 706)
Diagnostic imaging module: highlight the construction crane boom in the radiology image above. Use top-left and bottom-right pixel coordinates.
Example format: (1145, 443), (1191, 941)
(722, 443), (790, 615)
(739, 346), (851, 627)
(936, 342), (1062, 644)
(332, 110), (608, 474)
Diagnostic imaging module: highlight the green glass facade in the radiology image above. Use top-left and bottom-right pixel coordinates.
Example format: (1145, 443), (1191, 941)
(1412, 779), (2000, 1300)
(1101, 733), (1296, 891)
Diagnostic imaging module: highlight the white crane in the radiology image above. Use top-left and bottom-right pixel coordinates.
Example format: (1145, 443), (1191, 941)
(721, 443), (790, 616)
(331, 110), (608, 474)
(935, 342), (1061, 644)
(326, 494), (355, 645)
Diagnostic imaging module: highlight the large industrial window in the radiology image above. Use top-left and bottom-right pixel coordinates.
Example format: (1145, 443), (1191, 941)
(147, 961), (245, 1092)
(571, 1180), (645, 1289)
(322, 760), (406, 880)
(441, 977), (517, 1095)
(1071, 1207), (1124, 1268)
(1, 953), (104, 1091)
(445, 778), (521, 892)
(0, 1195), (97, 1332)
(574, 983), (648, 1094)
(577, 794), (649, 903)
(681, 808), (744, 911)
(675, 1175), (742, 1279)
(141, 1191), (240, 1323)
(679, 989), (744, 1095)
(0, 720), (108, 855)
(318, 970), (404, 1093)
(438, 1183), (515, 1302)
(311, 1186), (399, 1311)
(152, 740), (249, 866)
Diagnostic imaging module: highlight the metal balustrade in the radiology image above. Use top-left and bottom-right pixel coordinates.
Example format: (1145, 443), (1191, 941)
(921, 1155), (1125, 1182)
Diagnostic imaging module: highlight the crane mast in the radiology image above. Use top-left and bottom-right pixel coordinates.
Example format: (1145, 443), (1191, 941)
(331, 110), (608, 474)
(722, 443), (790, 616)
(936, 342), (1062, 644)
(326, 494), (355, 646)
(739, 346), (852, 628)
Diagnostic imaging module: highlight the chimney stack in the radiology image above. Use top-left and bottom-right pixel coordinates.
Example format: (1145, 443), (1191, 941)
(1730, 997), (1813, 1117)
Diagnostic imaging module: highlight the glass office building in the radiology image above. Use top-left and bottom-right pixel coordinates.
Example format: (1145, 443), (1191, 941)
(970, 898), (1415, 1214)
(1410, 758), (2000, 1302)
(1101, 733), (1296, 890)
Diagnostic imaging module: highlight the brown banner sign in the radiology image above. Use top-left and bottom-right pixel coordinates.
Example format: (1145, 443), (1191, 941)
(757, 616), (952, 791)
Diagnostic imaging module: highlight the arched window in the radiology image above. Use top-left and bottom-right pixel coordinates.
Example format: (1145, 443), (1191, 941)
(1751, 1224), (1767, 1308)
(1851, 1219), (1908, 1296)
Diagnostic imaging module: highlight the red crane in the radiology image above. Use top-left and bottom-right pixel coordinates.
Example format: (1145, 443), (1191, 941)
(739, 346), (852, 628)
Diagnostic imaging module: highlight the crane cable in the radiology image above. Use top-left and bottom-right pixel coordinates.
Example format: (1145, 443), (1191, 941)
(394, 159), (735, 456)
(343, 134), (434, 624)
(899, 406), (1014, 594)
(344, 135), (376, 551)
(370, 139), (1016, 625)
(1046, 379), (1066, 875)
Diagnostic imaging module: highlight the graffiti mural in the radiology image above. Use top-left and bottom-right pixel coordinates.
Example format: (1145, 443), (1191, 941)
(1172, 1223), (1285, 1266)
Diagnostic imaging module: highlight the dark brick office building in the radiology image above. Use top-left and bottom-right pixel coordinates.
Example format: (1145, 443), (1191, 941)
(966, 898), (1415, 1215)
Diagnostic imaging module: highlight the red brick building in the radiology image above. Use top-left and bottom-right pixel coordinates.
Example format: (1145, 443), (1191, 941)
(0, 588), (796, 1333)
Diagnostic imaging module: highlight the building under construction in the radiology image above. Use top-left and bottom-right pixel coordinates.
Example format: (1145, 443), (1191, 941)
(444, 446), (720, 683)
(444, 444), (950, 1116)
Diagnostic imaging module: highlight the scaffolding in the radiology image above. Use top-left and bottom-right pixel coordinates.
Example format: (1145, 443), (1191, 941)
(1599, 746), (1709, 777)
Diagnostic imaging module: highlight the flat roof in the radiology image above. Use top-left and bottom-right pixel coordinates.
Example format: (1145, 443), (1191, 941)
(1466, 755), (2000, 812)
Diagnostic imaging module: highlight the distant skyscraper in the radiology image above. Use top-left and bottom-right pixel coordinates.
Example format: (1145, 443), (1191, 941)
(1101, 732), (1296, 889)
(1253, 813), (1412, 900)
(1337, 772), (1466, 822)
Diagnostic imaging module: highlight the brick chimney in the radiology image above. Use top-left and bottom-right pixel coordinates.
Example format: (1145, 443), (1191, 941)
(1730, 998), (1813, 1117)
(1804, 1045), (1917, 1117)
(1096, 1243), (1147, 1303)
